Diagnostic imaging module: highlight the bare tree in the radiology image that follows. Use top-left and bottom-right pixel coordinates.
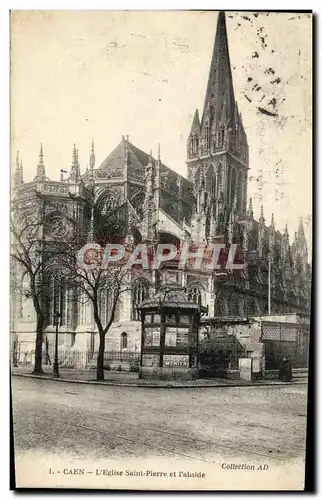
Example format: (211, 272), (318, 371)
(60, 235), (149, 380)
(10, 208), (58, 374)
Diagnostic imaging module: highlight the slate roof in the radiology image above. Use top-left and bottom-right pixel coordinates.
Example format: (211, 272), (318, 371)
(98, 138), (192, 192)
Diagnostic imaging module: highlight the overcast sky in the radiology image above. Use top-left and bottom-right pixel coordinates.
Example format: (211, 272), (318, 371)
(11, 11), (312, 250)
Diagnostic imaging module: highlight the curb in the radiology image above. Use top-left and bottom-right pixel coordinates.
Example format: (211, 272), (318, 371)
(11, 372), (307, 389)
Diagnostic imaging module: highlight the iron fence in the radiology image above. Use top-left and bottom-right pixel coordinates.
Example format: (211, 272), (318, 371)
(11, 348), (140, 369)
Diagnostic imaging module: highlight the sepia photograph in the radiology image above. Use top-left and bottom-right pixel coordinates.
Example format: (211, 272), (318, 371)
(10, 9), (312, 491)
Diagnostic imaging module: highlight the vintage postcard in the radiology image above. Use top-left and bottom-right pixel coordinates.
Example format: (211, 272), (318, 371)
(10, 10), (312, 491)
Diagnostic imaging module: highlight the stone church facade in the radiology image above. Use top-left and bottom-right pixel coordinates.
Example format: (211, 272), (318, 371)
(11, 12), (311, 364)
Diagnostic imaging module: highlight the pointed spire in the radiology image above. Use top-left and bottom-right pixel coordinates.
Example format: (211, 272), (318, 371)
(270, 213), (275, 229)
(89, 139), (95, 170)
(72, 143), (77, 165)
(20, 159), (24, 183)
(39, 143), (44, 165)
(234, 101), (239, 124)
(123, 137), (131, 174)
(88, 140), (95, 190)
(69, 143), (80, 183)
(14, 151), (24, 188)
(247, 197), (253, 217)
(189, 109), (201, 136)
(202, 11), (235, 126)
(284, 223), (289, 236)
(298, 217), (305, 238)
(155, 143), (161, 189)
(34, 143), (47, 181)
(259, 204), (265, 224)
(16, 150), (19, 171)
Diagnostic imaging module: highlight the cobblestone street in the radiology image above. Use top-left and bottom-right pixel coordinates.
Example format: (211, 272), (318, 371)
(12, 377), (307, 467)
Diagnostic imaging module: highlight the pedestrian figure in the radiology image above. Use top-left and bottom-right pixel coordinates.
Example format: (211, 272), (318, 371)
(279, 357), (292, 382)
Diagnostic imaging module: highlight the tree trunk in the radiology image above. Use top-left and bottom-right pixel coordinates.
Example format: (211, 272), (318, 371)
(32, 314), (44, 374)
(97, 332), (105, 381)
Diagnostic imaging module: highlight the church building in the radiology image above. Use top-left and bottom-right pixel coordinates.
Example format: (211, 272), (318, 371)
(11, 12), (311, 365)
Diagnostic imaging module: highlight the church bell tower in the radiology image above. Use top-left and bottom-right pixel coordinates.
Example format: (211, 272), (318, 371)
(187, 11), (249, 226)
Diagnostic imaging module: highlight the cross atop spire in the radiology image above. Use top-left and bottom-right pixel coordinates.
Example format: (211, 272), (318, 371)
(34, 143), (47, 181)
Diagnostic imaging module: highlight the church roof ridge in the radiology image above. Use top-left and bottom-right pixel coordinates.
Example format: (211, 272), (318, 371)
(98, 137), (192, 188)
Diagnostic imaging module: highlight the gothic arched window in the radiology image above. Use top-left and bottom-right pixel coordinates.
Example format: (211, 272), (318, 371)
(219, 128), (225, 148)
(230, 295), (240, 317)
(205, 124), (210, 150)
(237, 174), (244, 212)
(121, 332), (128, 350)
(214, 295), (228, 316)
(231, 168), (237, 205)
(216, 164), (223, 196)
(48, 273), (67, 326)
(205, 165), (216, 196)
(132, 284), (148, 320)
(190, 137), (194, 156)
(188, 286), (202, 307)
(235, 171), (242, 210)
(227, 164), (232, 201)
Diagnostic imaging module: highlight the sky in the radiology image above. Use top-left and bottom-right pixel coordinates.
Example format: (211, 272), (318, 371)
(11, 10), (312, 250)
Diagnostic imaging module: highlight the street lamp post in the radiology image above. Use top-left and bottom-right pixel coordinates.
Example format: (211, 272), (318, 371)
(53, 311), (61, 378)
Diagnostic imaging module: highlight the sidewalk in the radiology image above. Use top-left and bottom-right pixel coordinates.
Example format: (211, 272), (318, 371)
(11, 366), (307, 388)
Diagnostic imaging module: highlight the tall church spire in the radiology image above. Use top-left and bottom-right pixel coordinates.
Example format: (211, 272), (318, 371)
(201, 11), (235, 128)
(187, 9), (249, 235)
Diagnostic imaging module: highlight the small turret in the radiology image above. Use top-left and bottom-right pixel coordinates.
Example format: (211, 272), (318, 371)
(89, 139), (95, 171)
(257, 206), (265, 258)
(69, 143), (80, 183)
(14, 151), (24, 188)
(247, 197), (253, 218)
(293, 218), (308, 266)
(34, 143), (47, 181)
